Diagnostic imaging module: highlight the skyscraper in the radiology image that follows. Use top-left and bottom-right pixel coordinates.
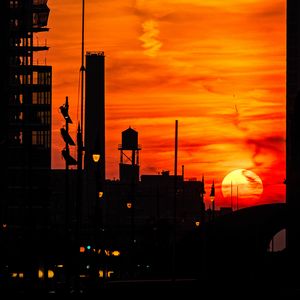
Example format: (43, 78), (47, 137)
(286, 0), (300, 267)
(84, 51), (105, 227)
(0, 0), (52, 262)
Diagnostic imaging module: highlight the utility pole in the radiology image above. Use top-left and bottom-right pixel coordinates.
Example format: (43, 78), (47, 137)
(236, 185), (239, 210)
(60, 96), (77, 292)
(172, 120), (178, 282)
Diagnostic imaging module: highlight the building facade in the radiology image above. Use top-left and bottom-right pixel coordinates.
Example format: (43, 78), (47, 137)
(0, 0), (52, 275)
(84, 51), (105, 227)
(287, 0), (300, 265)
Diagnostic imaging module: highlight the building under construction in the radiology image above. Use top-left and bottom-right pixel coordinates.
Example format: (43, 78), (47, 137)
(0, 0), (52, 277)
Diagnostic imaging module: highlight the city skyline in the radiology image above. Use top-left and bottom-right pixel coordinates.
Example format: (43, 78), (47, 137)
(46, 0), (286, 208)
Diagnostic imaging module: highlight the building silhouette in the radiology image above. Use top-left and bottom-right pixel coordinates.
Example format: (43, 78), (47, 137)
(105, 128), (205, 249)
(84, 51), (105, 177)
(286, 0), (300, 269)
(0, 0), (52, 264)
(84, 51), (106, 228)
(0, 1), (53, 291)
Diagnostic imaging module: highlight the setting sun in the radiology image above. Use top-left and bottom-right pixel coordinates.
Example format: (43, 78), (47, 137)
(221, 169), (263, 208)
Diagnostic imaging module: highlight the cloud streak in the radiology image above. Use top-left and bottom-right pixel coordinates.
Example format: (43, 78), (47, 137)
(139, 19), (162, 57)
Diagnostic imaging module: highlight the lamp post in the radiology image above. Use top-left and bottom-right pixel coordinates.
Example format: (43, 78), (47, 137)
(126, 197), (135, 278)
(59, 96), (77, 292)
(92, 153), (100, 163)
(92, 149), (105, 279)
(126, 199), (135, 245)
(92, 151), (104, 225)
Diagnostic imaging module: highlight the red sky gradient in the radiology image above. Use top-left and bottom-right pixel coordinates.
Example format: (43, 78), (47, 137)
(45, 0), (286, 209)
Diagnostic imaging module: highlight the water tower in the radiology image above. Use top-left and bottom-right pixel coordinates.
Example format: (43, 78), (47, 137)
(118, 127), (141, 183)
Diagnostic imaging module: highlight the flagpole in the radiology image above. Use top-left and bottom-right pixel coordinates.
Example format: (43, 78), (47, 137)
(172, 120), (178, 283)
(230, 181), (233, 210)
(236, 185), (239, 210)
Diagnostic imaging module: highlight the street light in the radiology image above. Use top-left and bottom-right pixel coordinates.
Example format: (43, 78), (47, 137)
(62, 149), (77, 166)
(59, 104), (73, 124)
(92, 153), (101, 163)
(93, 149), (103, 199)
(59, 96), (77, 292)
(60, 97), (77, 166)
(61, 128), (76, 146)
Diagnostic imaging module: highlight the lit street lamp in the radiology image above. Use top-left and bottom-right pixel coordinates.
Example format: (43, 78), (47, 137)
(59, 96), (77, 291)
(92, 153), (101, 163)
(92, 150), (103, 218)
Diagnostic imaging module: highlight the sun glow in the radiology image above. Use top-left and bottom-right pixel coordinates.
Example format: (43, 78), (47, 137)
(221, 169), (263, 208)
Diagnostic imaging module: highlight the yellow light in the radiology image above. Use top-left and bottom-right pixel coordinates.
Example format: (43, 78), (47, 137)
(2, 224), (7, 228)
(80, 274), (87, 278)
(11, 273), (18, 278)
(210, 196), (215, 202)
(105, 250), (110, 256)
(56, 264), (64, 268)
(195, 221), (200, 227)
(107, 271), (114, 278)
(19, 273), (24, 278)
(98, 270), (104, 278)
(111, 250), (121, 257)
(80, 246), (85, 253)
(92, 154), (100, 163)
(38, 269), (44, 279)
(48, 270), (54, 279)
(127, 202), (132, 209)
(98, 191), (104, 198)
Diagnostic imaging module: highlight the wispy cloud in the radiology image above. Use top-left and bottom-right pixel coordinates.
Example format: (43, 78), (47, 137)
(139, 19), (162, 57)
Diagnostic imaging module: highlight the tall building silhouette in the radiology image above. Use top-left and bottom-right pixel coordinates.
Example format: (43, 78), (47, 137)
(287, 0), (300, 265)
(0, 0), (51, 228)
(0, 0), (52, 278)
(84, 51), (105, 226)
(84, 51), (105, 177)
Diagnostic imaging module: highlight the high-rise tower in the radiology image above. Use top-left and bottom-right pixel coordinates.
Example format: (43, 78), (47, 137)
(0, 0), (52, 276)
(0, 0), (52, 229)
(84, 52), (105, 178)
(84, 51), (105, 226)
(287, 0), (300, 267)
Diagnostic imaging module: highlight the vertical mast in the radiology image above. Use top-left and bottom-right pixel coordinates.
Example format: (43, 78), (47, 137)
(81, 0), (85, 137)
(172, 120), (178, 281)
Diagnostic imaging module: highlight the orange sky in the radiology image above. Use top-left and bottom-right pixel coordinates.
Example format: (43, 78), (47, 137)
(45, 0), (286, 208)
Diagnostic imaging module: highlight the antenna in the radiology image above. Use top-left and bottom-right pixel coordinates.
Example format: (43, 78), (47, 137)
(77, 0), (85, 171)
(80, 0), (85, 134)
(231, 181), (233, 210)
(172, 120), (178, 282)
(236, 185), (239, 210)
